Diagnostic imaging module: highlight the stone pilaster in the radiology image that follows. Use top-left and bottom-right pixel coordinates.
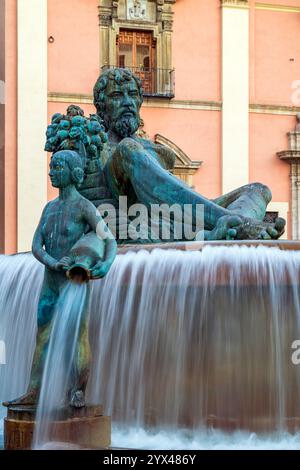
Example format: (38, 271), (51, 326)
(278, 129), (300, 240)
(221, 0), (249, 194)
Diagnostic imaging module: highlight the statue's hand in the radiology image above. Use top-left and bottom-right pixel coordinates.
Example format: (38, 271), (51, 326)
(52, 256), (72, 272)
(90, 260), (112, 280)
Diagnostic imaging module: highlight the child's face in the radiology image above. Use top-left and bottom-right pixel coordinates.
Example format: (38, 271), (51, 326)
(49, 155), (72, 188)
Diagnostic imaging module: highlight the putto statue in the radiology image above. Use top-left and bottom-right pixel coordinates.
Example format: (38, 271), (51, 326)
(5, 150), (117, 407)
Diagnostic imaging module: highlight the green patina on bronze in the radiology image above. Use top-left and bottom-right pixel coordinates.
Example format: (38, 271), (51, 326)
(44, 68), (286, 242)
(93, 68), (285, 241)
(5, 150), (117, 408)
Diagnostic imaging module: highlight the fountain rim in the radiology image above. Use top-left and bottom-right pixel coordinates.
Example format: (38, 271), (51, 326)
(5, 240), (300, 257)
(118, 240), (300, 254)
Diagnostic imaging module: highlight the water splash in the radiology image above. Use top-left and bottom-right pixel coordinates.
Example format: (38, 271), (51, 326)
(33, 282), (88, 448)
(1, 245), (300, 449)
(111, 426), (300, 450)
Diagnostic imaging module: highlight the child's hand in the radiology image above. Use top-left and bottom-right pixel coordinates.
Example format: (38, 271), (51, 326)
(90, 260), (111, 279)
(52, 257), (72, 272)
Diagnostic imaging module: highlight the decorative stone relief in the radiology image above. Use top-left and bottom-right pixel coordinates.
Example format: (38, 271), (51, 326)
(127, 0), (147, 20)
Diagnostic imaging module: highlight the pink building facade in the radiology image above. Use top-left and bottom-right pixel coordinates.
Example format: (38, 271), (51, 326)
(1, 0), (300, 253)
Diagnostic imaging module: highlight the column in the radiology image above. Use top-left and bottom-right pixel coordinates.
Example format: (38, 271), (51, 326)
(221, 0), (249, 194)
(17, 0), (48, 252)
(99, 1), (113, 68)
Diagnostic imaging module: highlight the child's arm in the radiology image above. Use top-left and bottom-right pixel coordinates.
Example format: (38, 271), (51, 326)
(32, 204), (64, 271)
(81, 199), (117, 278)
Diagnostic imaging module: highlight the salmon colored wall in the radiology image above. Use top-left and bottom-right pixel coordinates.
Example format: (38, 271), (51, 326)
(173, 0), (221, 102)
(249, 114), (291, 200)
(141, 107), (221, 199)
(48, 0), (99, 95)
(4, 0), (17, 254)
(47, 102), (96, 200)
(250, 1), (300, 105)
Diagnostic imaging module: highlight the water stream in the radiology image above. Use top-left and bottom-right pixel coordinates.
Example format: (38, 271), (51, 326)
(33, 283), (88, 448)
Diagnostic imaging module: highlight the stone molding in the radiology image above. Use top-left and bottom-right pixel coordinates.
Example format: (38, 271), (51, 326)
(47, 93), (300, 116)
(255, 3), (300, 13)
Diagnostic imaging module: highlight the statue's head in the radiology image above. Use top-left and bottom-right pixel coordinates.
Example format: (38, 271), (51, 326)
(49, 150), (85, 189)
(93, 68), (143, 138)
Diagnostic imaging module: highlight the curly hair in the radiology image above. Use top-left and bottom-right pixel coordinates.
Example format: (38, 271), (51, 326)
(93, 68), (143, 121)
(52, 150), (85, 188)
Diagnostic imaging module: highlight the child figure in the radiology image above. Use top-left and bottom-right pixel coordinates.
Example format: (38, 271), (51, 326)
(6, 150), (117, 408)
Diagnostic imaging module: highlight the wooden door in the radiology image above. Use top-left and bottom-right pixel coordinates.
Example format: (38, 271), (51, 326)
(117, 30), (156, 93)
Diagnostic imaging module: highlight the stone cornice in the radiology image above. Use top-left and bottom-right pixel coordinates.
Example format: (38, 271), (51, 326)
(255, 3), (300, 13)
(249, 103), (300, 116)
(277, 150), (300, 162)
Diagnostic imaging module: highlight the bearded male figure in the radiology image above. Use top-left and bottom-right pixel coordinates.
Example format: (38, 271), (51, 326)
(87, 68), (285, 241)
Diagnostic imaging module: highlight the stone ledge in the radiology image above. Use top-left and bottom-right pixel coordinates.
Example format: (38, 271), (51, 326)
(118, 240), (300, 254)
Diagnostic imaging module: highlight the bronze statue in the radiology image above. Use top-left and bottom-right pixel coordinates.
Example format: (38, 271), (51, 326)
(5, 150), (117, 407)
(90, 68), (285, 241)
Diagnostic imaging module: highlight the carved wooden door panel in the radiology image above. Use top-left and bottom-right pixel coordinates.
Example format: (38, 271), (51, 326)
(117, 30), (156, 94)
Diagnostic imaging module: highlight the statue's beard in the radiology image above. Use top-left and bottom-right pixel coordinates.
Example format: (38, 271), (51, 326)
(110, 114), (140, 138)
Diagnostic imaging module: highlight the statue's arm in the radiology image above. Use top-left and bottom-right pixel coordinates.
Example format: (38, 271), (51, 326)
(32, 205), (59, 270)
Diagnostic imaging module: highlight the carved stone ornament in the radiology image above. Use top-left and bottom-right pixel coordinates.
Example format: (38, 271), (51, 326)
(127, 0), (147, 20)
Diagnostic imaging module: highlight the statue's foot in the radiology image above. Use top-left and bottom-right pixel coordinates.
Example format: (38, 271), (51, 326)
(198, 215), (286, 241)
(70, 390), (85, 408)
(3, 388), (38, 407)
(236, 216), (286, 241)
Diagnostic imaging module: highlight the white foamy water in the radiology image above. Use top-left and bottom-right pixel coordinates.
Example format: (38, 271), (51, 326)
(111, 426), (300, 450)
(1, 245), (300, 449)
(33, 282), (88, 448)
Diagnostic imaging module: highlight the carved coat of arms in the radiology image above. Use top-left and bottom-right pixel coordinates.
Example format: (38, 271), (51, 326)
(127, 0), (147, 20)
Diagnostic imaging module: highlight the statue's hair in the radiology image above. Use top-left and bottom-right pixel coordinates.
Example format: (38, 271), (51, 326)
(93, 68), (143, 120)
(52, 150), (85, 187)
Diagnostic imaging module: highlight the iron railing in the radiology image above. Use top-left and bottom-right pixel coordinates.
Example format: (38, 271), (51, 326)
(102, 66), (175, 98)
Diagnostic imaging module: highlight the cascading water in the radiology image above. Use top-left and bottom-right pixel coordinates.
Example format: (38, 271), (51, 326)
(33, 283), (88, 448)
(1, 246), (300, 449)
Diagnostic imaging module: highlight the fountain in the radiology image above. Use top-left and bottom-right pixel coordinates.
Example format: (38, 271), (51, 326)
(1, 68), (300, 450)
(1, 244), (300, 449)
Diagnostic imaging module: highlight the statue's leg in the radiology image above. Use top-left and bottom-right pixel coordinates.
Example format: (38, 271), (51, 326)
(108, 138), (230, 231)
(213, 183), (271, 221)
(69, 287), (91, 408)
(108, 139), (285, 240)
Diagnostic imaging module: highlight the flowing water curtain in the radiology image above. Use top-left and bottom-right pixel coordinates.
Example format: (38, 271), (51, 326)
(0, 254), (42, 405)
(87, 246), (300, 432)
(1, 247), (300, 438)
